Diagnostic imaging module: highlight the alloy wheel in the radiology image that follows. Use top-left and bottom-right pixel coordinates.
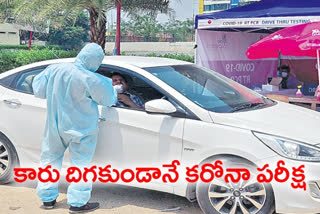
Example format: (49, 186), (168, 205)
(208, 177), (266, 214)
(0, 140), (9, 176)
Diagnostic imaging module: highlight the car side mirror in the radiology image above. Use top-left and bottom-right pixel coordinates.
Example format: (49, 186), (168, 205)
(145, 99), (177, 114)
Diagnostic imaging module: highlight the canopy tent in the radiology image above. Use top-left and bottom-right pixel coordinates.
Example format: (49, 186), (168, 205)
(196, 0), (320, 33)
(195, 0), (320, 88)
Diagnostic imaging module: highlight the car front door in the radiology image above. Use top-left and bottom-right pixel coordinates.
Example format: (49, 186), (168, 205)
(96, 107), (185, 167)
(94, 67), (185, 170)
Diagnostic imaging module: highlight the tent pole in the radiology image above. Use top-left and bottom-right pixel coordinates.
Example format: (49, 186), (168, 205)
(278, 50), (281, 68)
(318, 49), (320, 85)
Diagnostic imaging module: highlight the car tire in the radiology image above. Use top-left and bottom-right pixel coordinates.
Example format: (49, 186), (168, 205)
(0, 134), (19, 184)
(196, 159), (275, 214)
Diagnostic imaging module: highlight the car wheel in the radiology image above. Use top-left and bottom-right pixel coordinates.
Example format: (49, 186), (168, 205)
(0, 135), (19, 184)
(196, 160), (275, 214)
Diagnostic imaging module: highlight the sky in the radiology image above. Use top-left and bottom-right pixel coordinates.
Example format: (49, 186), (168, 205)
(106, 0), (199, 27)
(157, 0), (199, 23)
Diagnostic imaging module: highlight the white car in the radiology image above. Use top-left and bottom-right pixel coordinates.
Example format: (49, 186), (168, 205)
(0, 56), (320, 214)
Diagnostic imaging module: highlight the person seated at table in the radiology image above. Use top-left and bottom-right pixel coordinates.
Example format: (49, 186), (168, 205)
(277, 65), (290, 89)
(111, 72), (144, 109)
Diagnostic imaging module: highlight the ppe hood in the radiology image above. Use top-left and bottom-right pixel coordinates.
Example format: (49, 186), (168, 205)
(75, 43), (104, 72)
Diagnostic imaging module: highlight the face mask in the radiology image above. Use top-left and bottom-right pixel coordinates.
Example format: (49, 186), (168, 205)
(114, 84), (124, 93)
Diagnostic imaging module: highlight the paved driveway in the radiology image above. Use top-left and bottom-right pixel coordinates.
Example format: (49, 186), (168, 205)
(0, 180), (202, 214)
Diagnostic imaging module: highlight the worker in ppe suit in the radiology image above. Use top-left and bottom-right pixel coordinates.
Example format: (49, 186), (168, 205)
(32, 43), (117, 213)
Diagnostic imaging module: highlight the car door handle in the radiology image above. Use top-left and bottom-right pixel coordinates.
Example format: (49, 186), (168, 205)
(99, 117), (106, 122)
(3, 99), (22, 106)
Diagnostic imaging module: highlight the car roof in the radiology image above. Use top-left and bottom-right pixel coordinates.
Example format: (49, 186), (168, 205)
(0, 56), (192, 78)
(102, 56), (192, 67)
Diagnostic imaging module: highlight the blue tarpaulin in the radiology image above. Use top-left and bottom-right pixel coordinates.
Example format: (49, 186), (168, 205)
(196, 0), (320, 30)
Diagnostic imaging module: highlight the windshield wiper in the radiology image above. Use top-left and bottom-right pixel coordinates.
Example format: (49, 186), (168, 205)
(231, 102), (266, 112)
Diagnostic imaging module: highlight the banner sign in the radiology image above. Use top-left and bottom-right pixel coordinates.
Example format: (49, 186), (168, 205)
(196, 30), (277, 87)
(195, 30), (318, 87)
(198, 16), (320, 29)
(205, 60), (277, 87)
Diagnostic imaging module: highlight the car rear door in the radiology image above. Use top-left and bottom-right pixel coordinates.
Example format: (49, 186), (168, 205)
(0, 67), (47, 166)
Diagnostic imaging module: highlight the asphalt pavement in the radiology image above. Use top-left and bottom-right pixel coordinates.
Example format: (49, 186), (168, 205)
(0, 180), (202, 214)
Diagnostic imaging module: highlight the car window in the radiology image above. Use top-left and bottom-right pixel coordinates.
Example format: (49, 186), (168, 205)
(14, 69), (44, 94)
(97, 66), (190, 117)
(0, 73), (18, 88)
(144, 64), (274, 113)
(98, 66), (163, 109)
(0, 67), (46, 94)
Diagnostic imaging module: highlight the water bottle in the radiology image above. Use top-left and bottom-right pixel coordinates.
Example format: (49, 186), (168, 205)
(316, 88), (320, 101)
(296, 85), (303, 98)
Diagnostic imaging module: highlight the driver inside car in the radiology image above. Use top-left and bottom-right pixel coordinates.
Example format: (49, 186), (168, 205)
(111, 72), (144, 109)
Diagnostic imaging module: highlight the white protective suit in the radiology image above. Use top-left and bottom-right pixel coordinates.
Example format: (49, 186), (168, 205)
(32, 43), (117, 207)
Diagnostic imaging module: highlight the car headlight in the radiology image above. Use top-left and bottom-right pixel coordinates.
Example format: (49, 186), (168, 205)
(253, 132), (320, 162)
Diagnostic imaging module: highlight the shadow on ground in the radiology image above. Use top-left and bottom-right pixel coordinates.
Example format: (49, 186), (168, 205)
(8, 180), (202, 214)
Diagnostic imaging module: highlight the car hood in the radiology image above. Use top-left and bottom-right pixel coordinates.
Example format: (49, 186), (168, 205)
(210, 102), (320, 145)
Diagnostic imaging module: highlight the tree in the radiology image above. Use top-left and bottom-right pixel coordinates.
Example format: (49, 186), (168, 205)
(178, 18), (194, 41)
(122, 15), (162, 41)
(119, 16), (194, 42)
(164, 18), (194, 42)
(45, 12), (90, 50)
(0, 0), (15, 23)
(48, 27), (89, 50)
(17, 12), (90, 50)
(7, 0), (173, 51)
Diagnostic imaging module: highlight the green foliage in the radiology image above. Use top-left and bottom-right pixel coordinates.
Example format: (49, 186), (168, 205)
(120, 15), (163, 41)
(163, 18), (194, 42)
(6, 0), (172, 49)
(74, 12), (90, 31)
(0, 49), (77, 73)
(46, 12), (89, 50)
(121, 0), (170, 15)
(31, 12), (90, 50)
(0, 44), (62, 50)
(0, 0), (15, 23)
(46, 26), (89, 50)
(146, 53), (194, 63)
(18, 12), (91, 51)
(118, 16), (195, 42)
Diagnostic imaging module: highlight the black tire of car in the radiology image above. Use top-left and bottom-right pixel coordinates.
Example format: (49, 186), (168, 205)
(196, 160), (275, 214)
(0, 135), (19, 184)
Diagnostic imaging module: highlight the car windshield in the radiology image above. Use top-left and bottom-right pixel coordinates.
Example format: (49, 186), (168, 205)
(144, 64), (274, 113)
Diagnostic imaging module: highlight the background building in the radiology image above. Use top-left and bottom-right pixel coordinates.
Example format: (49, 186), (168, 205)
(200, 0), (260, 14)
(0, 23), (20, 45)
